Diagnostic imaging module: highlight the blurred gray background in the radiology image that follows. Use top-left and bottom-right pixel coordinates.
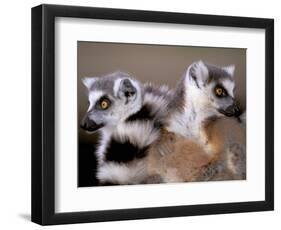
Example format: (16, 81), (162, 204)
(78, 42), (246, 144)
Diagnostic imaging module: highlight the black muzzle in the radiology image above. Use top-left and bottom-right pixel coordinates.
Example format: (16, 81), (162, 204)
(218, 102), (241, 117)
(80, 115), (104, 132)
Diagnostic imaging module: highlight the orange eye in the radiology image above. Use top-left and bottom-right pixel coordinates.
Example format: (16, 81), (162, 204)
(100, 100), (109, 109)
(215, 86), (228, 97)
(216, 87), (223, 96)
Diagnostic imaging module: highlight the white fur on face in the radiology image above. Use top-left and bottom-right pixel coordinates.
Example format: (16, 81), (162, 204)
(221, 79), (235, 98)
(87, 90), (104, 112)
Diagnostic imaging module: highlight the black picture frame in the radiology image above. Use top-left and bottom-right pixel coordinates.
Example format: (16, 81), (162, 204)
(31, 4), (274, 225)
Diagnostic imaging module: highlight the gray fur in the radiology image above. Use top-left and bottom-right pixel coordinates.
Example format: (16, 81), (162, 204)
(189, 61), (237, 114)
(204, 63), (234, 85)
(81, 71), (143, 129)
(167, 76), (186, 112)
(86, 71), (136, 96)
(81, 72), (171, 185)
(166, 61), (238, 139)
(165, 61), (246, 181)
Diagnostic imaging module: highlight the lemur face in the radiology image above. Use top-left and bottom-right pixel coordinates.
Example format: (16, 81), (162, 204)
(80, 72), (143, 132)
(186, 61), (241, 117)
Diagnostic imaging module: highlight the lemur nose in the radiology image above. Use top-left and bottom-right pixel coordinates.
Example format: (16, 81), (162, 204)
(232, 101), (241, 116)
(80, 115), (96, 130)
(80, 117), (88, 129)
(234, 105), (241, 116)
(80, 120), (87, 129)
(225, 102), (241, 117)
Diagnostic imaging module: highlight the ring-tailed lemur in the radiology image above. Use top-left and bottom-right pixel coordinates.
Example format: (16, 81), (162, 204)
(167, 60), (241, 142)
(80, 71), (171, 185)
(146, 61), (246, 182)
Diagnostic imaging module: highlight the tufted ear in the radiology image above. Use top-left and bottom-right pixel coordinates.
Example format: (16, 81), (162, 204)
(187, 60), (209, 87)
(117, 78), (138, 100)
(223, 65), (235, 77)
(82, 77), (97, 89)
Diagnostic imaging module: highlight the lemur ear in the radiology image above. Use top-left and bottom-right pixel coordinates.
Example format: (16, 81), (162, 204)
(187, 60), (209, 86)
(82, 77), (97, 89)
(223, 65), (235, 77)
(117, 78), (138, 100)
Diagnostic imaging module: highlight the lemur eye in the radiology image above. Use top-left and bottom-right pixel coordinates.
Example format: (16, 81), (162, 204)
(215, 86), (227, 97)
(99, 98), (110, 110)
(216, 87), (223, 96)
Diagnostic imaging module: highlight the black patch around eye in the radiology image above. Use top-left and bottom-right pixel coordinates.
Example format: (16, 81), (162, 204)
(214, 85), (228, 98)
(95, 96), (111, 110)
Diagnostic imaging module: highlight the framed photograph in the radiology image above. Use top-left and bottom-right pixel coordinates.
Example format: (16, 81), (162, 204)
(31, 4), (274, 225)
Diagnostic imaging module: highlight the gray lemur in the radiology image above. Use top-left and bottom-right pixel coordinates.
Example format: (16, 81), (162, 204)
(146, 61), (246, 182)
(80, 71), (171, 185)
(166, 60), (241, 143)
